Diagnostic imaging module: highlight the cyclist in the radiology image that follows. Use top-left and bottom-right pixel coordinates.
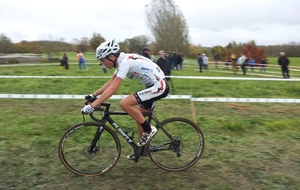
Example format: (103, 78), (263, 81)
(81, 39), (169, 160)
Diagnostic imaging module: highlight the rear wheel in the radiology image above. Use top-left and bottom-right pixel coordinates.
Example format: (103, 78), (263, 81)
(149, 117), (204, 171)
(58, 122), (121, 176)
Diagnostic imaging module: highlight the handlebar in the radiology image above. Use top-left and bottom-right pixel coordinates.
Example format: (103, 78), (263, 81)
(89, 102), (111, 122)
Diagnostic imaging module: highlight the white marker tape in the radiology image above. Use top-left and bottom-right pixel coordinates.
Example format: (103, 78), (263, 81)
(0, 94), (299, 103)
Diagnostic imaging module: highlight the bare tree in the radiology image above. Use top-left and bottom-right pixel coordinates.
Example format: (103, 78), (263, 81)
(118, 40), (130, 53)
(90, 32), (105, 50)
(127, 35), (149, 53)
(145, 0), (190, 55)
(72, 37), (90, 52)
(0, 33), (13, 54)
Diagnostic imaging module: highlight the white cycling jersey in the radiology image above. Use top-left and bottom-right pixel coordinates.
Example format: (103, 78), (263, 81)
(114, 53), (165, 86)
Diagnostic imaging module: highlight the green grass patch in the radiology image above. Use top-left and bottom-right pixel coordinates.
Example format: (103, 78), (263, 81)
(0, 63), (300, 189)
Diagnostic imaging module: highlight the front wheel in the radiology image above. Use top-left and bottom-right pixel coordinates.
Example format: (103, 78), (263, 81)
(149, 117), (204, 171)
(58, 122), (121, 176)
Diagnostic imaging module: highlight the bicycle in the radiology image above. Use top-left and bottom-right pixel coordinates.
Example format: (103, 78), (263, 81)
(58, 102), (205, 176)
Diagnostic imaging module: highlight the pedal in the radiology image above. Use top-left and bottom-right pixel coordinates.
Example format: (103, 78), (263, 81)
(124, 128), (134, 140)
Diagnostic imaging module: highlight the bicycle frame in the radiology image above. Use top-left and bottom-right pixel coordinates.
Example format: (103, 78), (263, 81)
(88, 102), (167, 162)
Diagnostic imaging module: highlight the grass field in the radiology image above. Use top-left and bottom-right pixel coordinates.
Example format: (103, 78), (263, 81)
(0, 58), (300, 190)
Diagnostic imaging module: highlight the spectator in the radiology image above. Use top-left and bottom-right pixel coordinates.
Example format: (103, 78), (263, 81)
(249, 58), (255, 71)
(77, 51), (88, 71)
(156, 50), (175, 91)
(62, 53), (69, 69)
(224, 58), (230, 69)
(238, 53), (247, 75)
(231, 51), (237, 74)
(278, 52), (290, 78)
(260, 58), (267, 72)
(197, 53), (203, 72)
(156, 50), (171, 80)
(151, 54), (157, 63)
(202, 53), (209, 70)
(213, 52), (219, 68)
(167, 52), (173, 64)
(171, 50), (178, 70)
(141, 47), (151, 60)
(177, 53), (183, 70)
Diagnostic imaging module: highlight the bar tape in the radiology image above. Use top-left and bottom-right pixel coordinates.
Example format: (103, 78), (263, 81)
(0, 94), (299, 103)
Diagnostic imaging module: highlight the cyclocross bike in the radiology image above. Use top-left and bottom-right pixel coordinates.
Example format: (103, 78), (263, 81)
(58, 102), (205, 176)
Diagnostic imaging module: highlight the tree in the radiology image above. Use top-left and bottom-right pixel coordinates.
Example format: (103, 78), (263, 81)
(221, 41), (245, 61)
(126, 35), (149, 53)
(187, 44), (202, 59)
(72, 37), (90, 52)
(90, 32), (105, 50)
(212, 45), (224, 60)
(15, 41), (31, 53)
(118, 40), (130, 53)
(145, 0), (190, 55)
(242, 43), (267, 63)
(0, 33), (13, 54)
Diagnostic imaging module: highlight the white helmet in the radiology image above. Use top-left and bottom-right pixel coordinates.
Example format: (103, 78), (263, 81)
(96, 39), (120, 60)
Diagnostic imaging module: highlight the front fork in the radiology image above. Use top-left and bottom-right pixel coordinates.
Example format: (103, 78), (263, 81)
(88, 125), (104, 153)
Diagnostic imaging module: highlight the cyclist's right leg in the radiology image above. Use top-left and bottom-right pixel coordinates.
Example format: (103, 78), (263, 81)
(120, 95), (156, 146)
(121, 80), (169, 159)
(126, 107), (152, 160)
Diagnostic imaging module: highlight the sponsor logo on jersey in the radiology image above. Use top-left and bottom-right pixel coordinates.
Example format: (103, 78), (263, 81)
(141, 67), (151, 73)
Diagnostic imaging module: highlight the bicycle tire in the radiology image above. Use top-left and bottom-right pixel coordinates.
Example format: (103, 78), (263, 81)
(149, 117), (204, 171)
(58, 122), (121, 176)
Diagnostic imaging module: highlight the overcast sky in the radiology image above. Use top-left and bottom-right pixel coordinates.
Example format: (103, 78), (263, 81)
(1, 0), (299, 47)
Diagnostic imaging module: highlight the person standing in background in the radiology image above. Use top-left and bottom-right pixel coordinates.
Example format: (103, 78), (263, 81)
(156, 50), (175, 91)
(156, 50), (171, 80)
(249, 58), (255, 71)
(278, 52), (290, 78)
(63, 53), (69, 69)
(224, 58), (230, 70)
(202, 54), (209, 71)
(213, 52), (219, 68)
(197, 53), (203, 72)
(151, 54), (157, 63)
(238, 53), (247, 75)
(231, 51), (237, 74)
(141, 47), (151, 60)
(171, 50), (178, 70)
(77, 51), (88, 71)
(177, 53), (183, 70)
(260, 58), (266, 72)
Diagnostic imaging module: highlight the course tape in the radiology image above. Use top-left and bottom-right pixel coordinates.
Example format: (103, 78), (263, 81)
(169, 76), (300, 81)
(0, 75), (111, 79)
(191, 97), (300, 103)
(0, 75), (299, 81)
(0, 94), (192, 100)
(0, 94), (299, 103)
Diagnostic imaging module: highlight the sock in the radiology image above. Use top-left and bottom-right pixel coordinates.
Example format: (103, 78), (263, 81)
(140, 120), (151, 133)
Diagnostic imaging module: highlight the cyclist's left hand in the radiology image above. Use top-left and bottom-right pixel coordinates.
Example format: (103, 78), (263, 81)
(81, 104), (95, 115)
